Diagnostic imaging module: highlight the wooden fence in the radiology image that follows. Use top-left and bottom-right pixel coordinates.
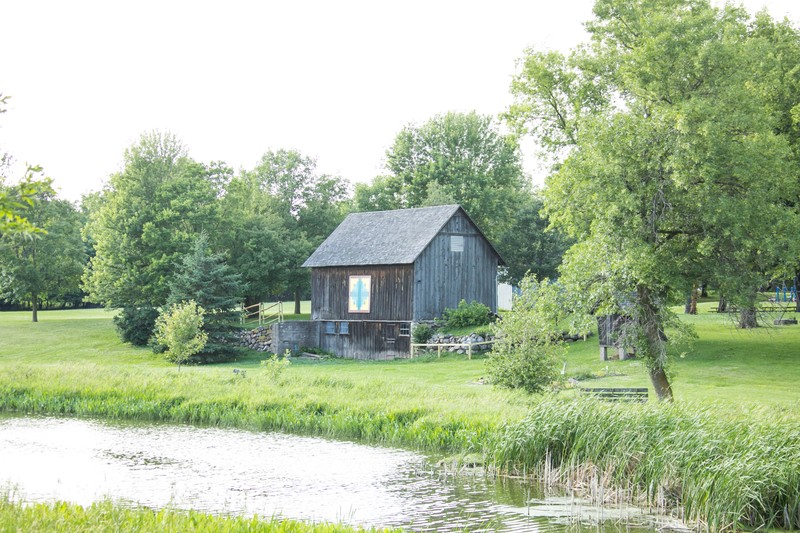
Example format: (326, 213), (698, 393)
(241, 301), (284, 327)
(410, 340), (496, 360)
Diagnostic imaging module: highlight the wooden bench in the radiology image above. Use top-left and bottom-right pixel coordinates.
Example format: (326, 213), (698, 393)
(581, 387), (648, 403)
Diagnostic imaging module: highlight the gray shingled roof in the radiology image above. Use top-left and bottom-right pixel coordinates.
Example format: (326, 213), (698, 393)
(303, 205), (463, 267)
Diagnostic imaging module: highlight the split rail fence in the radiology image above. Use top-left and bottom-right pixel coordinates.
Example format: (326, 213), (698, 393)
(410, 340), (497, 359)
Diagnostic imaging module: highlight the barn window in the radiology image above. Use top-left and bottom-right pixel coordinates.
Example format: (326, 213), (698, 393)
(339, 321), (349, 335)
(450, 235), (464, 252)
(399, 323), (410, 337)
(325, 321), (336, 335)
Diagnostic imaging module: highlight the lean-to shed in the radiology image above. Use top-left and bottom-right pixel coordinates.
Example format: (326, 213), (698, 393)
(292, 204), (504, 359)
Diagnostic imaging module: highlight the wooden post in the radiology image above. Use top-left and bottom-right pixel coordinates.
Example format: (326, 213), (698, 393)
(600, 345), (608, 361)
(438, 345), (442, 359)
(468, 343), (472, 360)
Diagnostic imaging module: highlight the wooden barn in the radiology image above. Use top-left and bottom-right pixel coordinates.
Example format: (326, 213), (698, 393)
(279, 205), (504, 359)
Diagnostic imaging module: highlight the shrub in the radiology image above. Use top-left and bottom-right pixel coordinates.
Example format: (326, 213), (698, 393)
(261, 351), (291, 380)
(486, 277), (568, 393)
(113, 306), (159, 346)
(412, 323), (434, 344)
(154, 300), (208, 369)
(440, 300), (493, 329)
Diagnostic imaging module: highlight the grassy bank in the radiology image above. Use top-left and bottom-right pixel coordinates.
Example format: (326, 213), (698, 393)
(0, 309), (530, 452)
(2, 307), (800, 530)
(0, 498), (399, 532)
(491, 398), (800, 530)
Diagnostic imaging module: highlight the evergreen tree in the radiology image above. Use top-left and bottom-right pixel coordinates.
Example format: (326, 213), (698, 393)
(168, 233), (243, 361)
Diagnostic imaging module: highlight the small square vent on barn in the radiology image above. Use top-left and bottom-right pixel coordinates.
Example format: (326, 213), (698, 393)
(287, 205), (504, 359)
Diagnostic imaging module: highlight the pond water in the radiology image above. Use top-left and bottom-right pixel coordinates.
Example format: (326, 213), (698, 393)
(0, 416), (679, 532)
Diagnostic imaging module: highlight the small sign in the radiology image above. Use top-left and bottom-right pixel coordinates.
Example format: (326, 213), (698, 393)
(348, 275), (371, 313)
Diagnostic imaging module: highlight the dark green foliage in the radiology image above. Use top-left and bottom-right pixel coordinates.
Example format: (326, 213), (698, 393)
(168, 233), (243, 361)
(220, 149), (350, 309)
(113, 306), (159, 346)
(440, 300), (493, 329)
(496, 195), (571, 284)
(411, 323), (434, 344)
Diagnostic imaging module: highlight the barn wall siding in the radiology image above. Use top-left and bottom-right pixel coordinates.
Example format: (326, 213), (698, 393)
(413, 215), (499, 321)
(311, 265), (413, 321)
(318, 321), (410, 360)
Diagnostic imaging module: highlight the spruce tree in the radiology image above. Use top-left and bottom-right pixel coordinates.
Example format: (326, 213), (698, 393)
(167, 233), (244, 361)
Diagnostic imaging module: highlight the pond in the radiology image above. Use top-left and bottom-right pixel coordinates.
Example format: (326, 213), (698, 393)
(0, 416), (681, 532)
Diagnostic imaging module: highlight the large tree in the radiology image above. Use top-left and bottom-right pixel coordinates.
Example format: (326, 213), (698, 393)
(0, 188), (86, 321)
(506, 0), (798, 400)
(225, 149), (350, 313)
(167, 233), (243, 361)
(83, 132), (221, 318)
(357, 111), (564, 283)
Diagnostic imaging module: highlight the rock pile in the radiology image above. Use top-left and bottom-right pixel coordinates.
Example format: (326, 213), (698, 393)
(427, 332), (496, 354)
(238, 326), (272, 352)
(425, 330), (591, 354)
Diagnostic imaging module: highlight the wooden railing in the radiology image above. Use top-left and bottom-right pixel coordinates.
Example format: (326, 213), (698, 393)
(410, 340), (496, 360)
(241, 301), (284, 327)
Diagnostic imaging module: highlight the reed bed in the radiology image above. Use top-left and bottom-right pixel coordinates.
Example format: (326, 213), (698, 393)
(0, 498), (400, 532)
(488, 397), (800, 531)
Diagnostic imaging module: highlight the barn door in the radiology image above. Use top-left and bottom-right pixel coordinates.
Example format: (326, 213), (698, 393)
(383, 323), (397, 348)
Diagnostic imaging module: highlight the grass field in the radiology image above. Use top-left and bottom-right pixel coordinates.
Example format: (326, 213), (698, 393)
(2, 303), (800, 529)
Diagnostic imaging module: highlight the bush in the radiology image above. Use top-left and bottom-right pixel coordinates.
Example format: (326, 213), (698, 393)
(412, 323), (434, 344)
(486, 343), (561, 393)
(486, 277), (568, 393)
(113, 306), (159, 346)
(154, 300), (208, 368)
(440, 300), (493, 329)
(261, 351), (291, 380)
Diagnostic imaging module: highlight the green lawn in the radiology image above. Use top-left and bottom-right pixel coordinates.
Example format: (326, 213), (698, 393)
(0, 308), (532, 451)
(561, 301), (800, 408)
(2, 303), (799, 418)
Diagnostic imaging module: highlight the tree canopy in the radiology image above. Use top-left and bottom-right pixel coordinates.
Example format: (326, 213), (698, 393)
(506, 0), (800, 400)
(83, 131), (220, 309)
(0, 187), (86, 321)
(355, 111), (567, 283)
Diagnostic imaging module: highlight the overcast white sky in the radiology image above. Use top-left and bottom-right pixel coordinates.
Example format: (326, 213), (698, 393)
(2, 0), (800, 202)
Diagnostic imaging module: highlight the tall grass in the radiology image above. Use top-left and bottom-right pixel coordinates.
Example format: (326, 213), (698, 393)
(489, 397), (800, 531)
(0, 362), (504, 453)
(0, 497), (400, 532)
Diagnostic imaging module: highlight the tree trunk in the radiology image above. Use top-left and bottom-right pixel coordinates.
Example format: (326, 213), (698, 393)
(738, 306), (758, 329)
(718, 295), (727, 313)
(294, 289), (301, 315)
(700, 284), (708, 298)
(684, 284), (698, 314)
(638, 285), (673, 402)
(31, 293), (38, 323)
(649, 366), (673, 402)
(795, 271), (799, 313)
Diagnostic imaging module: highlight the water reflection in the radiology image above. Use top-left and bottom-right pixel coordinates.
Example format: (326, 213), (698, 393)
(0, 417), (664, 532)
